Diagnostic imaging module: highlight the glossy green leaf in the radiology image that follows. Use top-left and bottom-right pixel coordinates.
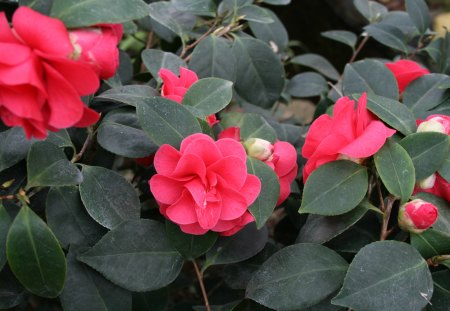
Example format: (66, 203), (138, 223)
(136, 97), (202, 149)
(218, 0), (252, 16)
(262, 0), (291, 5)
(399, 132), (449, 180)
(0, 204), (11, 270)
(27, 141), (82, 188)
(287, 72), (329, 97)
(379, 11), (419, 38)
(204, 223), (268, 269)
(6, 205), (66, 298)
(342, 59), (399, 100)
(246, 243), (348, 310)
(366, 94), (417, 136)
(0, 128), (34, 172)
(172, 0), (216, 16)
(141, 49), (186, 81)
(232, 37), (284, 108)
(95, 85), (158, 108)
(364, 24), (409, 53)
(79, 219), (184, 292)
(60, 246), (132, 311)
(165, 221), (217, 260)
(411, 229), (450, 259)
(438, 153), (450, 182)
(428, 270), (450, 311)
(403, 74), (450, 113)
(412, 192), (450, 235)
(238, 5), (274, 23)
(300, 161), (368, 216)
(297, 201), (370, 244)
(182, 78), (233, 117)
(45, 130), (73, 149)
(19, 0), (52, 14)
(246, 158), (280, 229)
(221, 112), (277, 143)
(149, 2), (196, 40)
(291, 54), (340, 81)
(46, 186), (105, 248)
(79, 165), (140, 229)
(353, 0), (388, 23)
(51, 0), (150, 28)
(332, 241), (433, 311)
(405, 0), (430, 34)
(249, 10), (289, 50)
(97, 108), (158, 158)
(189, 35), (236, 81)
(374, 140), (415, 202)
(321, 30), (357, 50)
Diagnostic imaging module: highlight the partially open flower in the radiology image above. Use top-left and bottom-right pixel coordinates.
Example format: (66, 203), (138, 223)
(398, 199), (438, 234)
(244, 138), (274, 161)
(417, 115), (450, 135)
(385, 59), (429, 93)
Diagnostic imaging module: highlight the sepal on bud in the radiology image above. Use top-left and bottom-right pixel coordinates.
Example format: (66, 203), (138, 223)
(243, 138), (274, 161)
(398, 199), (438, 234)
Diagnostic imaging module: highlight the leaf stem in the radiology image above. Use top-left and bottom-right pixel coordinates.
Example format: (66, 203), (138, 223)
(71, 127), (95, 163)
(180, 21), (218, 60)
(192, 260), (211, 311)
(379, 196), (395, 241)
(349, 35), (370, 63)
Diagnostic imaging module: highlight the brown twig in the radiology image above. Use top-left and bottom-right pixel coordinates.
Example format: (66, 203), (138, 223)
(380, 197), (395, 241)
(192, 260), (211, 311)
(376, 177), (385, 212)
(180, 21), (218, 60)
(71, 127), (95, 163)
(349, 35), (370, 63)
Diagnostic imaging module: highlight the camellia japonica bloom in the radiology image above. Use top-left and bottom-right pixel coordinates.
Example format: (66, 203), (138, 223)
(302, 93), (396, 182)
(398, 199), (438, 234)
(149, 133), (261, 236)
(385, 59), (429, 94)
(0, 7), (121, 139)
(159, 67), (219, 126)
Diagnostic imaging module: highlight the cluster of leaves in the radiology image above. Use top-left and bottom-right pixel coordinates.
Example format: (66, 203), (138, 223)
(0, 0), (449, 310)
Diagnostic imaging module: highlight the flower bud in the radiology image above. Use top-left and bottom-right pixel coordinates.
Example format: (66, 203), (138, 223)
(243, 138), (274, 161)
(417, 174), (436, 190)
(398, 199), (438, 234)
(417, 115), (450, 135)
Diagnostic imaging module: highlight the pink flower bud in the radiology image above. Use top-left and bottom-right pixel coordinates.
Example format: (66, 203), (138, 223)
(244, 138), (274, 161)
(417, 115), (450, 135)
(398, 199), (438, 234)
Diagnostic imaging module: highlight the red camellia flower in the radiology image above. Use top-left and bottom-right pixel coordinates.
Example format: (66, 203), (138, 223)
(0, 7), (110, 139)
(385, 59), (429, 93)
(302, 93), (396, 182)
(159, 67), (219, 127)
(69, 24), (123, 79)
(149, 133), (261, 236)
(398, 199), (438, 234)
(417, 114), (450, 135)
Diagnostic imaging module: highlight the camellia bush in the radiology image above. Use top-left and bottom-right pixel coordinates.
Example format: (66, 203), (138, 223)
(0, 0), (449, 310)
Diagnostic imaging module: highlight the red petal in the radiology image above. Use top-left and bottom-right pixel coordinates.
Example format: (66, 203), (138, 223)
(179, 223), (209, 235)
(171, 154), (207, 181)
(0, 12), (17, 43)
(218, 127), (241, 141)
(272, 141), (298, 176)
(0, 42), (32, 65)
(219, 212), (254, 236)
(216, 138), (247, 163)
(180, 133), (214, 153)
(218, 186), (248, 220)
(0, 85), (44, 120)
(74, 106), (100, 127)
(302, 114), (332, 158)
(209, 156), (247, 189)
(182, 137), (221, 167)
(195, 200), (221, 229)
(240, 174), (261, 206)
(179, 67), (198, 87)
(149, 175), (184, 205)
(154, 144), (181, 175)
(165, 190), (198, 224)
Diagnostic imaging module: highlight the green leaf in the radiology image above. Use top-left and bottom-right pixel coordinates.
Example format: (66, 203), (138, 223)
(405, 0), (430, 34)
(97, 108), (158, 158)
(237, 5), (274, 23)
(141, 49), (186, 81)
(149, 2), (196, 40)
(0, 267), (26, 309)
(321, 30), (357, 50)
(411, 229), (450, 259)
(218, 0), (252, 16)
(248, 9), (289, 50)
(246, 243), (348, 310)
(342, 59), (399, 100)
(364, 24), (410, 53)
(297, 201), (370, 244)
(262, 0), (291, 5)
(26, 141), (82, 188)
(299, 161), (368, 216)
(19, 0), (53, 14)
(182, 78), (233, 117)
(51, 0), (150, 28)
(172, 0), (216, 16)
(287, 72), (329, 97)
(6, 205), (66, 298)
(165, 221), (217, 260)
(353, 0), (388, 23)
(332, 241), (433, 311)
(366, 94), (417, 136)
(45, 130), (73, 149)
(429, 270), (450, 311)
(0, 204), (11, 270)
(246, 158), (280, 229)
(60, 246), (132, 311)
(291, 54), (340, 81)
(403, 74), (450, 114)
(232, 37), (285, 108)
(412, 192), (450, 235)
(136, 97), (202, 149)
(0, 128), (34, 172)
(79, 219), (184, 292)
(204, 223), (267, 269)
(399, 132), (449, 180)
(438, 153), (450, 182)
(189, 35), (236, 81)
(46, 186), (105, 248)
(79, 166), (140, 230)
(95, 85), (158, 108)
(374, 139), (415, 202)
(221, 112), (277, 143)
